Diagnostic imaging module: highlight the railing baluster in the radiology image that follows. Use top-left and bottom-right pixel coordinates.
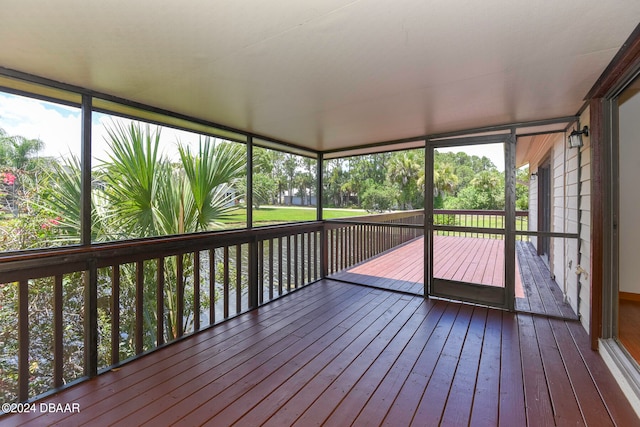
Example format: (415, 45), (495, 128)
(300, 233), (305, 286)
(176, 254), (184, 338)
(294, 233), (299, 288)
(54, 275), (64, 388)
(156, 259), (164, 346)
(346, 227), (351, 268)
(258, 240), (264, 305)
(85, 264), (99, 378)
(112, 265), (121, 363)
(18, 280), (29, 401)
(315, 231), (321, 279)
(307, 232), (312, 283)
(135, 261), (144, 353)
(333, 228), (338, 274)
(269, 239), (274, 300)
(236, 244), (242, 314)
(287, 235), (292, 292)
(209, 248), (215, 325)
(278, 237), (283, 295)
(249, 239), (258, 309)
(330, 229), (334, 273)
(350, 226), (355, 266)
(224, 246), (229, 319)
(194, 251), (200, 332)
(341, 227), (346, 270)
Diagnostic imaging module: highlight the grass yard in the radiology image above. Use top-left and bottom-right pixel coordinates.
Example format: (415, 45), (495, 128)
(220, 205), (370, 227)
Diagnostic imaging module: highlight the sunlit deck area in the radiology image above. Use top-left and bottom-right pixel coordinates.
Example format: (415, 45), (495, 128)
(332, 236), (575, 319)
(2, 279), (636, 426)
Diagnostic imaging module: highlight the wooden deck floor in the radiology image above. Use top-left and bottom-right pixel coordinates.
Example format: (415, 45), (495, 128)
(2, 280), (636, 426)
(331, 236), (520, 294)
(332, 236), (575, 319)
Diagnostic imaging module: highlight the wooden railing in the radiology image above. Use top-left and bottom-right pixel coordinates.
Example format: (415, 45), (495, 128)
(0, 208), (528, 406)
(0, 222), (322, 405)
(433, 209), (529, 239)
(324, 210), (425, 275)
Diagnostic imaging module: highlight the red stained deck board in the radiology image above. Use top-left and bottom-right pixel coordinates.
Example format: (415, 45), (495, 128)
(229, 291), (408, 427)
(548, 318), (613, 426)
(335, 238), (559, 315)
(469, 309), (503, 427)
(291, 297), (426, 426)
(125, 284), (378, 426)
(346, 300), (448, 425)
(259, 295), (417, 426)
(92, 284), (360, 422)
(172, 293), (405, 427)
(518, 315), (556, 426)
(565, 321), (640, 426)
(532, 315), (585, 425)
(411, 304), (475, 426)
(381, 303), (462, 426)
(2, 280), (637, 427)
(498, 311), (527, 427)
(13, 281), (347, 426)
(440, 307), (489, 426)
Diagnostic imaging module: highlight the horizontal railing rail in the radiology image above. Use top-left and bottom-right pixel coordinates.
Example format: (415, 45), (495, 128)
(0, 222), (323, 406)
(432, 209), (529, 239)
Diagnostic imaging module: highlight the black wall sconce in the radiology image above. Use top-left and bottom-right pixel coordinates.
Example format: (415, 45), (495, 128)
(568, 125), (588, 148)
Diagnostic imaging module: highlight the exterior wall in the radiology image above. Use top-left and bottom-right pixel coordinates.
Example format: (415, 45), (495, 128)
(578, 107), (591, 332)
(525, 108), (590, 332)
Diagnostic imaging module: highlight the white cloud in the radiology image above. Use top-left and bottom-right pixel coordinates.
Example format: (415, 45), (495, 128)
(0, 93), (81, 159)
(1, 92), (223, 164)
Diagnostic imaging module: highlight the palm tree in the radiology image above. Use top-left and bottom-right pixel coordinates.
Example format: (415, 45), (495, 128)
(433, 163), (458, 197)
(0, 128), (44, 171)
(387, 151), (422, 209)
(42, 121), (246, 345)
(99, 122), (244, 238)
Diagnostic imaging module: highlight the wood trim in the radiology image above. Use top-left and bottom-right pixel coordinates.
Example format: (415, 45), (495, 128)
(587, 25), (640, 351)
(590, 98), (604, 351)
(586, 23), (640, 99)
(619, 292), (640, 302)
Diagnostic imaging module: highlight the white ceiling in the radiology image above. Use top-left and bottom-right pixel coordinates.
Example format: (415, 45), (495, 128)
(0, 0), (639, 152)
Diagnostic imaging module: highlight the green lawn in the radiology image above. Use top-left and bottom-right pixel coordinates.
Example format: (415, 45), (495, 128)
(221, 205), (371, 227)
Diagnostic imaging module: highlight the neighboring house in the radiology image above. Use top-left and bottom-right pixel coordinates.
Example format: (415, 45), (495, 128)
(283, 189), (318, 207)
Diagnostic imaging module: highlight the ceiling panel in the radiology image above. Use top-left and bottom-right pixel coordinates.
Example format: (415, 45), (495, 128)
(0, 0), (639, 152)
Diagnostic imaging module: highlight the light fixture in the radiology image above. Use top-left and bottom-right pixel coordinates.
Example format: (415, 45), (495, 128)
(568, 125), (588, 148)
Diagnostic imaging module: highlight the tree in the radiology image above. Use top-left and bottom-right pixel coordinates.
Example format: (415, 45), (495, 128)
(323, 159), (348, 207)
(0, 128), (45, 217)
(247, 173), (277, 208)
(97, 122), (245, 238)
(282, 154), (298, 205)
(445, 170), (504, 210)
(516, 166), (530, 210)
(387, 150), (423, 209)
(361, 185), (398, 212)
(37, 121), (246, 352)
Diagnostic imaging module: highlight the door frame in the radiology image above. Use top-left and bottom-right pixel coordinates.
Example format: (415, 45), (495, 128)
(424, 131), (517, 310)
